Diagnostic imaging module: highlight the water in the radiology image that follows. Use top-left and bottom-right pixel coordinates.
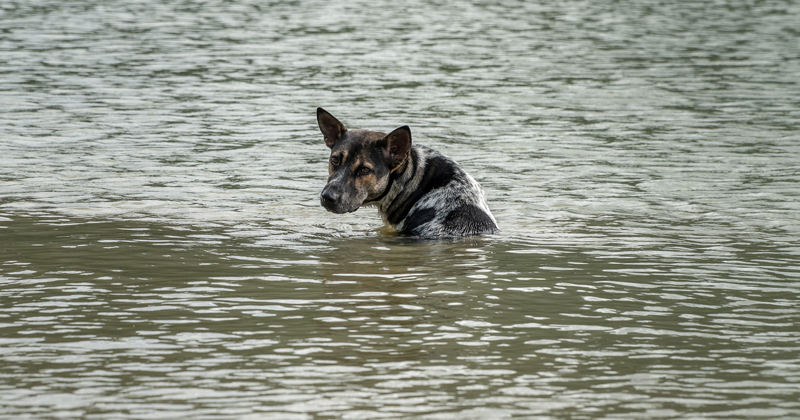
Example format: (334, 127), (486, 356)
(2, 0), (800, 418)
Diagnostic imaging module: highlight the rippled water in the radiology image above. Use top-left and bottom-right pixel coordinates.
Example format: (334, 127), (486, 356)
(2, 0), (800, 418)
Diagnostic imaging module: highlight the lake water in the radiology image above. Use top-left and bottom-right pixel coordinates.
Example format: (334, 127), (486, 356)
(2, 0), (800, 418)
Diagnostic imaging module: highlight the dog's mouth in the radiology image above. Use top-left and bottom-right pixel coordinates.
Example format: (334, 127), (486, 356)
(322, 204), (360, 214)
(320, 195), (361, 214)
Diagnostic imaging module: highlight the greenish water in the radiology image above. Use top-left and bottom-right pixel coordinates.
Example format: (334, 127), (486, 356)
(2, 0), (799, 418)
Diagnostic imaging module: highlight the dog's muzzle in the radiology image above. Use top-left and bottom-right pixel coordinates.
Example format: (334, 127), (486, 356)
(321, 186), (339, 206)
(320, 185), (352, 213)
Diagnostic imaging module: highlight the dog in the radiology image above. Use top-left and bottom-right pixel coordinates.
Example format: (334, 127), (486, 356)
(316, 107), (498, 238)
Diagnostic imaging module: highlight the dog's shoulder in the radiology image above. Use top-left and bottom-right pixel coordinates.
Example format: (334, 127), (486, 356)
(397, 145), (498, 238)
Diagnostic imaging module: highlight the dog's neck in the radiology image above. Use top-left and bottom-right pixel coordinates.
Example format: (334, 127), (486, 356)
(371, 147), (425, 227)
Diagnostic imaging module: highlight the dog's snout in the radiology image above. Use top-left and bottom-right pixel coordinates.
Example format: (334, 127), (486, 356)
(321, 187), (339, 204)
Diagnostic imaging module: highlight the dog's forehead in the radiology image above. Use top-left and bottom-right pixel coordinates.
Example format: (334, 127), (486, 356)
(344, 129), (386, 143)
(332, 129), (387, 156)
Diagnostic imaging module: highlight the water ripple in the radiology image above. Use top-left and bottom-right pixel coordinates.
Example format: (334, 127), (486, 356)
(2, 0), (800, 418)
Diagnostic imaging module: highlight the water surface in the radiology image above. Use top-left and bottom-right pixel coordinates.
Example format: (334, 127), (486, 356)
(2, 0), (800, 418)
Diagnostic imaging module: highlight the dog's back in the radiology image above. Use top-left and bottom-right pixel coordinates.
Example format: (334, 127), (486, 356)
(376, 145), (498, 238)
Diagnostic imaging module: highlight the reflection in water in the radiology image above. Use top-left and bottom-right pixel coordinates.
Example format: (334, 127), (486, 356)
(2, 0), (800, 418)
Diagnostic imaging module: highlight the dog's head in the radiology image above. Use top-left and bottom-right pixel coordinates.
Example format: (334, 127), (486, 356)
(316, 107), (411, 214)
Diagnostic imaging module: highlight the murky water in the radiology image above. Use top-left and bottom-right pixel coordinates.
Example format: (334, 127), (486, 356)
(2, 0), (800, 418)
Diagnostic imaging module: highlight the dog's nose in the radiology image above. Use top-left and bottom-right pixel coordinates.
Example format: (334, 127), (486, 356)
(321, 187), (339, 204)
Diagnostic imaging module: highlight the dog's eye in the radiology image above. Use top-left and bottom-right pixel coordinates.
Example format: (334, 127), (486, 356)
(358, 167), (372, 175)
(330, 156), (340, 165)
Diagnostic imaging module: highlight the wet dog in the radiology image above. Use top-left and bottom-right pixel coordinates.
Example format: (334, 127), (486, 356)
(316, 107), (498, 238)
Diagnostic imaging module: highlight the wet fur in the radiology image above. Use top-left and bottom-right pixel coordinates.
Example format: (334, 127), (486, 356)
(317, 108), (498, 238)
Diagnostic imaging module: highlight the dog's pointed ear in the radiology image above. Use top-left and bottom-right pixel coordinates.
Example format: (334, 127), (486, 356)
(381, 125), (412, 169)
(317, 107), (346, 148)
